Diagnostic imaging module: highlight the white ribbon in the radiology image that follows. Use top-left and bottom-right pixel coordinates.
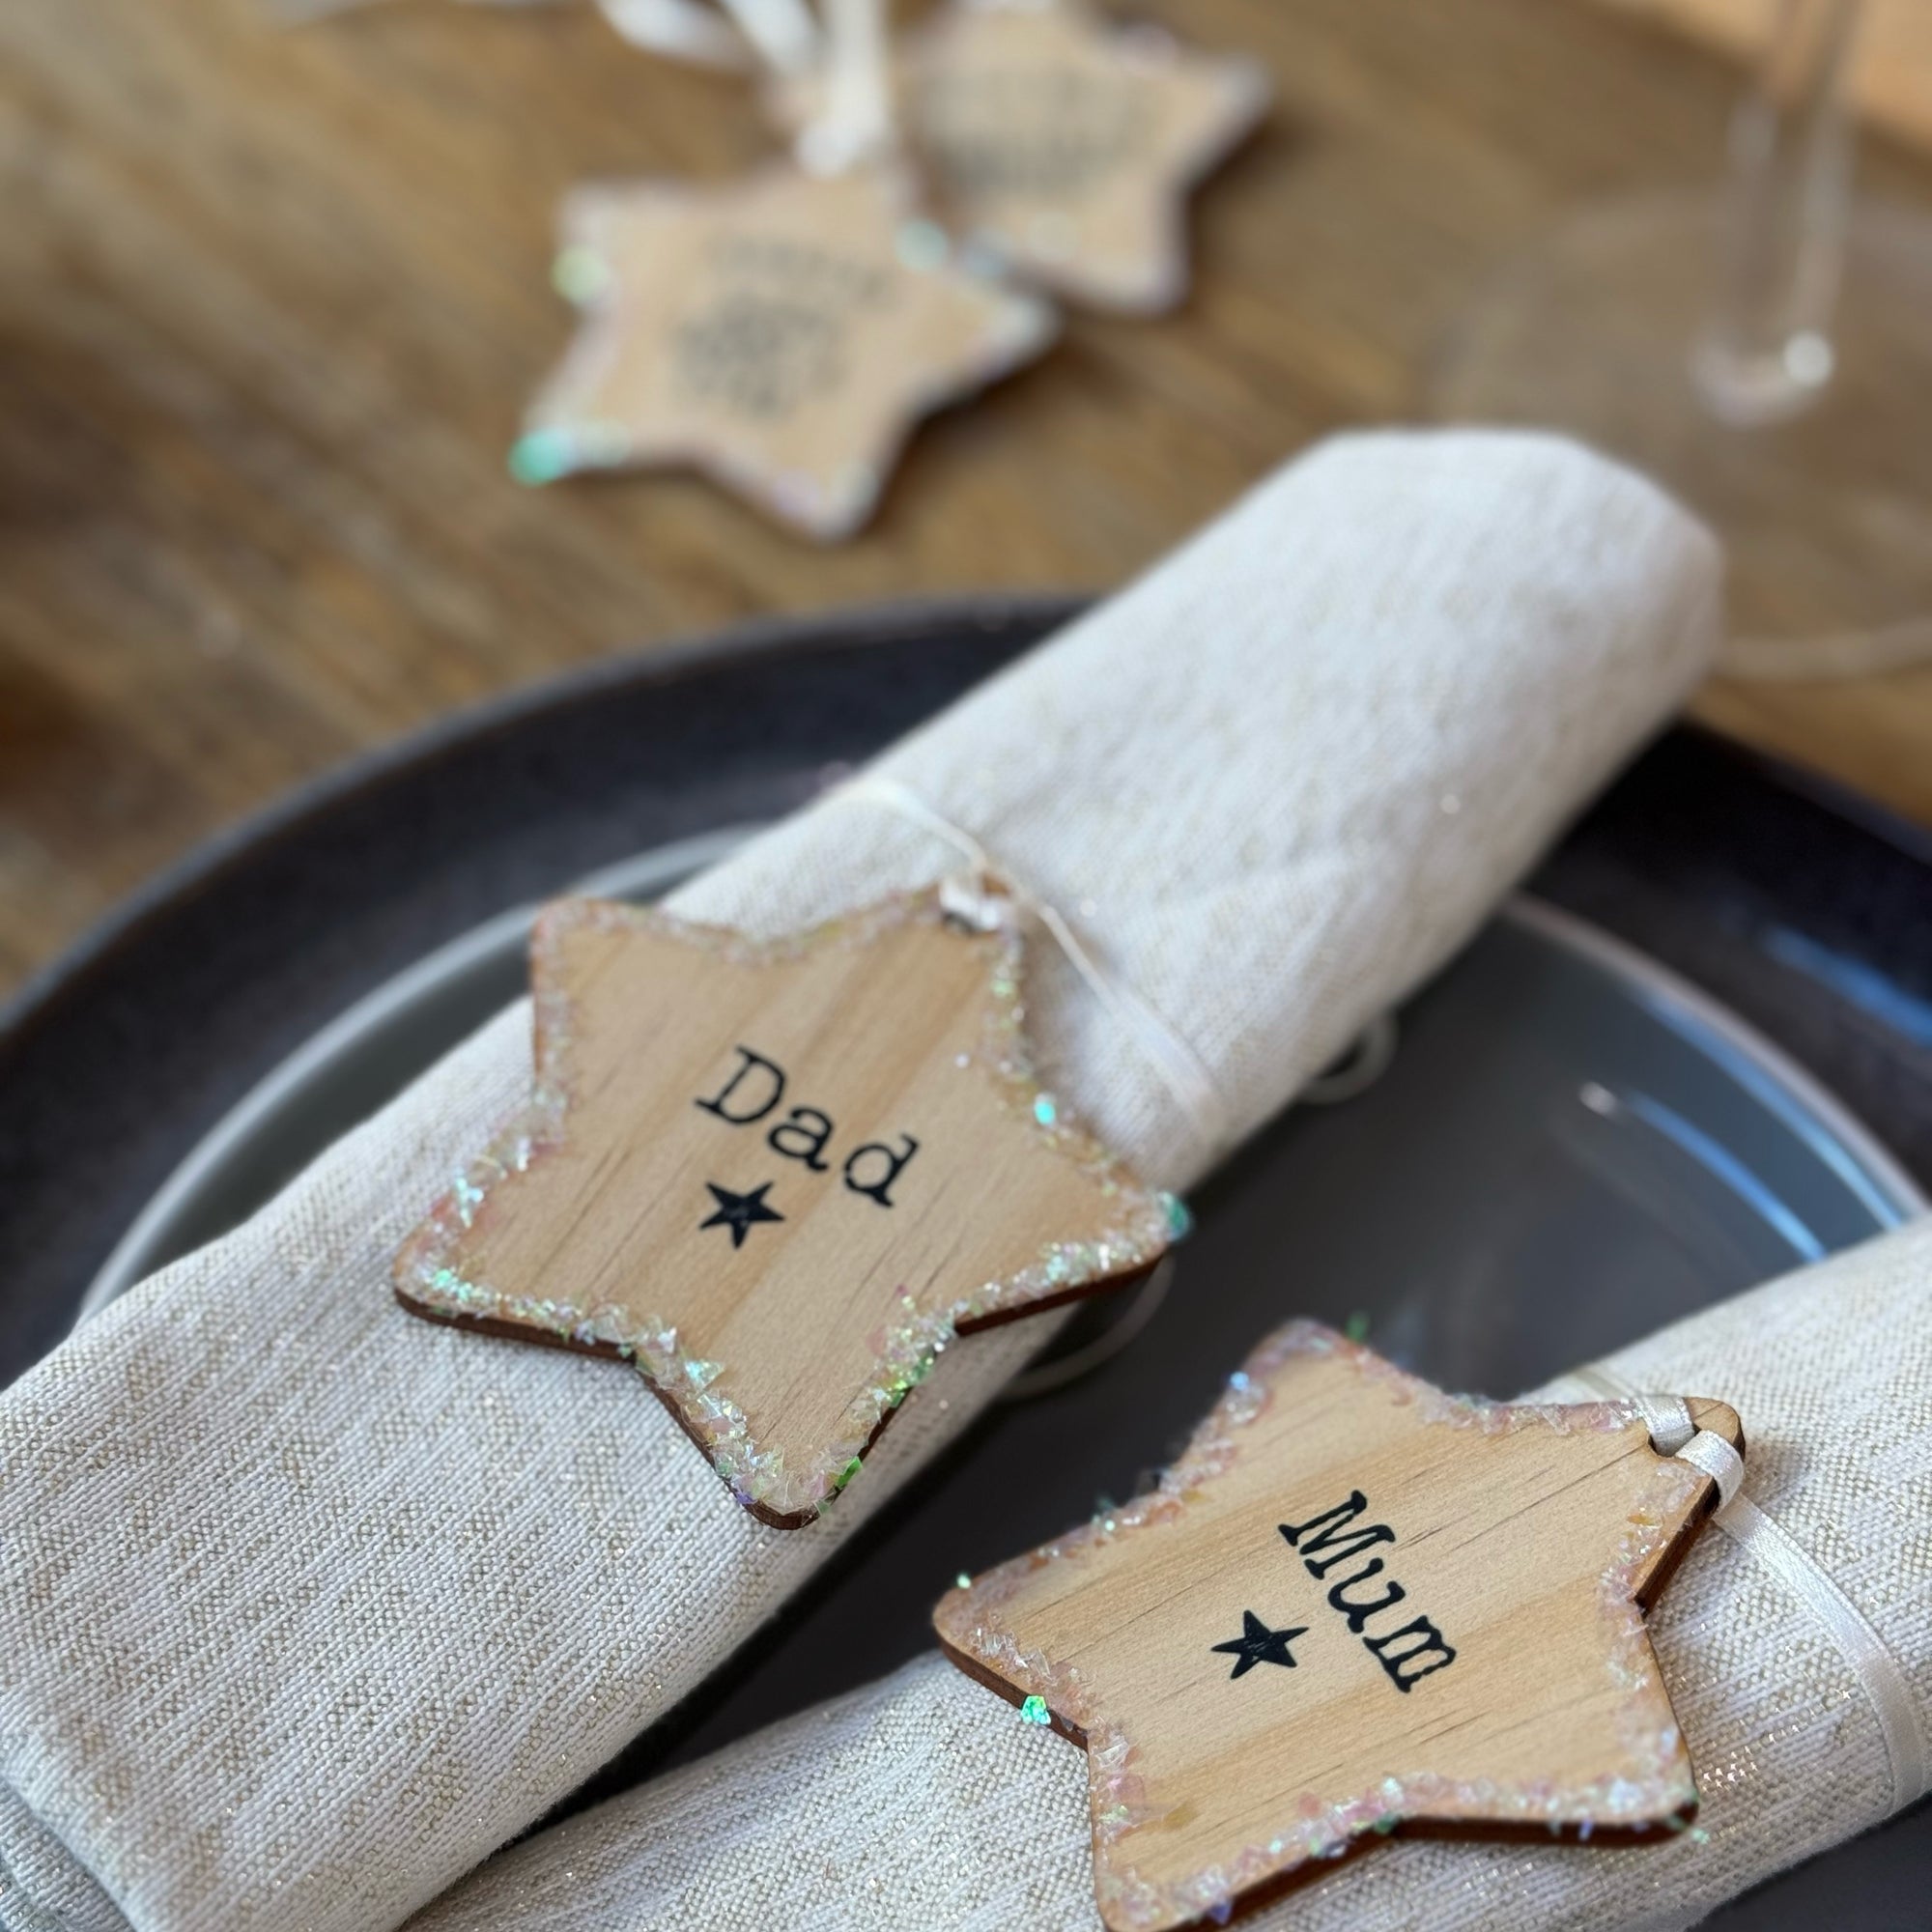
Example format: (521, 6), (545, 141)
(830, 775), (1233, 1164)
(593, 0), (820, 69)
(1558, 1361), (1929, 1815)
(716, 0), (820, 74)
(591, 0), (890, 170)
(1675, 1427), (1746, 1511)
(596, 0), (755, 66)
(789, 0), (893, 172)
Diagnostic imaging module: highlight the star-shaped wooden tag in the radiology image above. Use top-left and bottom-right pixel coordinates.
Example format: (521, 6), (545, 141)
(509, 162), (1058, 539)
(395, 889), (1176, 1526)
(934, 1321), (1743, 1930)
(905, 2), (1269, 314)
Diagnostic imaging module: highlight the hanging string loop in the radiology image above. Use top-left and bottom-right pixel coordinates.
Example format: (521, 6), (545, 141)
(830, 775), (1233, 1164)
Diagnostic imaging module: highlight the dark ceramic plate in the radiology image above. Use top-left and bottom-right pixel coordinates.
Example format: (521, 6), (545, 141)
(3, 598), (1929, 1927)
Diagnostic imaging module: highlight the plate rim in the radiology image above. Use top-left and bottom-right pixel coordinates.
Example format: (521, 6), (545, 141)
(11, 591), (1932, 1054)
(0, 595), (1086, 1047)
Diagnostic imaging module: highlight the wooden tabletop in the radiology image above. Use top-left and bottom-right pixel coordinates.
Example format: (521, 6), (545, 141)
(5, 0), (1932, 1000)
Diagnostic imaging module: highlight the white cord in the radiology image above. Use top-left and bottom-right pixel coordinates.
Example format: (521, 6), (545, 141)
(715, 0), (820, 76)
(596, 0), (754, 66)
(796, 0), (892, 172)
(832, 776), (1233, 1164)
(1560, 1360), (1929, 1815)
(589, 0), (883, 168)
(1297, 1012), (1398, 1106)
(1675, 1427), (1746, 1510)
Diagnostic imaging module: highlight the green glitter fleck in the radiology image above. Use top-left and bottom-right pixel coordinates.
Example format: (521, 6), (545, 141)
(509, 429), (577, 486)
(1344, 1310), (1373, 1344)
(552, 244), (611, 303)
(1160, 1191), (1192, 1239)
(833, 1455), (864, 1492)
(895, 217), (950, 271)
(1033, 1094), (1058, 1127)
(955, 1572), (972, 1590)
(1018, 1694), (1050, 1726)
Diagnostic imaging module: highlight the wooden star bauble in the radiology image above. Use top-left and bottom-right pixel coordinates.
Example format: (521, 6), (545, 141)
(934, 1321), (1743, 1931)
(906, 1), (1269, 314)
(395, 889), (1176, 1527)
(509, 162), (1057, 540)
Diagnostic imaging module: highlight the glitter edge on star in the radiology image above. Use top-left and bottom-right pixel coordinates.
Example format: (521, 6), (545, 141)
(931, 1321), (1713, 1932)
(393, 886), (1178, 1525)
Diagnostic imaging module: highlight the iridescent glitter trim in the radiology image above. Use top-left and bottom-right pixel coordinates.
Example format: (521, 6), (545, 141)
(394, 888), (1178, 1525)
(935, 1321), (1717, 1931)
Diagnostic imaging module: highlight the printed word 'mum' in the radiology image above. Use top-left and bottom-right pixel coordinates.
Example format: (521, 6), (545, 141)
(1279, 1492), (1457, 1692)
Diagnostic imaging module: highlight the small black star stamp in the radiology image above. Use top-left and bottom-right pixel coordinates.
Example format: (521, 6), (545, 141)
(699, 1181), (785, 1249)
(1212, 1610), (1307, 1679)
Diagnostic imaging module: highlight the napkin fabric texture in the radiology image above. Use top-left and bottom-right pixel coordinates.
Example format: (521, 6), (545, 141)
(0, 430), (1719, 1932)
(413, 1213), (1932, 1932)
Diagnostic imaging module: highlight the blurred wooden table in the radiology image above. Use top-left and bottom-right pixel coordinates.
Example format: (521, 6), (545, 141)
(4, 0), (1932, 997)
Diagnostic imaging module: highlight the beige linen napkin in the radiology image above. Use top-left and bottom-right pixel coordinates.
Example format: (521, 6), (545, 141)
(412, 1215), (1932, 1932)
(0, 430), (1719, 1932)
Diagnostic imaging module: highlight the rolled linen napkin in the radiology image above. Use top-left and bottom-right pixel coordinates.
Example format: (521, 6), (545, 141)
(407, 1213), (1932, 1932)
(0, 430), (1719, 1932)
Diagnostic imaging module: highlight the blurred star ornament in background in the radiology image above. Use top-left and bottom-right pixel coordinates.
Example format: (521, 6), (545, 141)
(905, 0), (1269, 314)
(512, 162), (1055, 537)
(287, 0), (1265, 534)
(513, 0), (1056, 538)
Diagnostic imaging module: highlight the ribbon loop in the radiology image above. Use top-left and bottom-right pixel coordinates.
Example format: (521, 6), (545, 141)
(1556, 1359), (1929, 1816)
(1675, 1428), (1746, 1511)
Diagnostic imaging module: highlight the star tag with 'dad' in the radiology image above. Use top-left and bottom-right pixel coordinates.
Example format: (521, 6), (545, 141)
(509, 163), (1057, 540)
(934, 1322), (1743, 1931)
(394, 888), (1177, 1528)
(905, 1), (1270, 314)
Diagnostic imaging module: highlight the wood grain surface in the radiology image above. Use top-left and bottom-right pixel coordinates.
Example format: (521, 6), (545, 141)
(934, 1321), (1742, 1929)
(5, 0), (1932, 998)
(393, 889), (1170, 1526)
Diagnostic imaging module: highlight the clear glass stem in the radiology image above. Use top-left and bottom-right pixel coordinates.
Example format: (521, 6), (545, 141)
(1694, 0), (1862, 426)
